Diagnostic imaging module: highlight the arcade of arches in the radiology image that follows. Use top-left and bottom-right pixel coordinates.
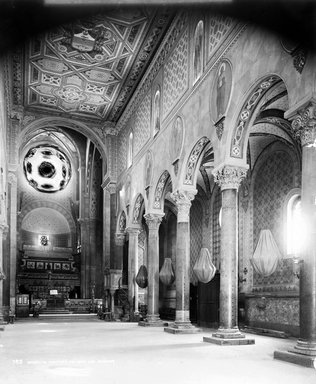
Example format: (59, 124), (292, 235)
(0, 3), (316, 367)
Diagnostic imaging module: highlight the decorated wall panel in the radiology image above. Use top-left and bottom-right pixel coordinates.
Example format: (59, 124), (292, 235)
(117, 128), (128, 174)
(134, 92), (151, 155)
(208, 15), (234, 60)
(253, 151), (295, 289)
(190, 199), (203, 284)
(163, 29), (189, 119)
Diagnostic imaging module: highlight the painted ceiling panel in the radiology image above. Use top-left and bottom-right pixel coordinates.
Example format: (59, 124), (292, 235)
(24, 8), (174, 123)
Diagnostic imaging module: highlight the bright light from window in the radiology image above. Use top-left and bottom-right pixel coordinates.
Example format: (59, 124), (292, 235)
(287, 195), (305, 257)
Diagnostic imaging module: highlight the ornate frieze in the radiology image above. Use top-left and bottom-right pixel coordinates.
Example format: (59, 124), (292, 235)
(154, 170), (170, 209)
(291, 102), (316, 147)
(213, 165), (247, 190)
(184, 137), (210, 185)
(132, 194), (144, 224)
(144, 213), (164, 230)
(230, 76), (280, 158)
(171, 189), (196, 222)
(215, 116), (225, 141)
(118, 211), (126, 232)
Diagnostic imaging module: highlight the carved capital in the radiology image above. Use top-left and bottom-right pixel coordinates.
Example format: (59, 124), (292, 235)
(144, 213), (164, 230)
(291, 102), (316, 147)
(115, 232), (126, 246)
(105, 183), (116, 194)
(171, 189), (196, 222)
(213, 165), (247, 190)
(126, 227), (141, 238)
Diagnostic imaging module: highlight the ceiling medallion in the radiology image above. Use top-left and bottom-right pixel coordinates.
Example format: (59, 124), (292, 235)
(54, 85), (86, 104)
(23, 146), (72, 193)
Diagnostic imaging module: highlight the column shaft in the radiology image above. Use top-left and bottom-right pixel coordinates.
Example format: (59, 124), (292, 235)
(143, 213), (163, 325)
(127, 229), (139, 313)
(299, 145), (316, 343)
(218, 188), (238, 331)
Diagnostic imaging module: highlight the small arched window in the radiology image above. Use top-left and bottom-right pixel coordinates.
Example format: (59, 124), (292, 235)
(286, 194), (303, 257)
(153, 87), (161, 136)
(193, 20), (204, 83)
(127, 131), (133, 168)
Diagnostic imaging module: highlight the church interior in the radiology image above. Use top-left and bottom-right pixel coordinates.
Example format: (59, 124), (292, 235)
(1, 0), (316, 380)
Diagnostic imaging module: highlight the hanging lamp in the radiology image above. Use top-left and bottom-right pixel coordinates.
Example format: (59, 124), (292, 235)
(135, 265), (148, 288)
(193, 248), (216, 284)
(250, 229), (282, 277)
(159, 258), (175, 285)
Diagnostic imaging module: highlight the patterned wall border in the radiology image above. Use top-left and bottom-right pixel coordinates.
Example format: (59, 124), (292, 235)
(116, 12), (188, 133)
(153, 170), (170, 209)
(230, 76), (282, 158)
(183, 136), (210, 185)
(132, 193), (144, 224)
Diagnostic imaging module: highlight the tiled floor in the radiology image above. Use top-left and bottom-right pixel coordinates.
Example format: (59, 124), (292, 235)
(1, 319), (316, 384)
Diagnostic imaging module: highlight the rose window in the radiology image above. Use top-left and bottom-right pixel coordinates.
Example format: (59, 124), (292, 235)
(23, 146), (72, 193)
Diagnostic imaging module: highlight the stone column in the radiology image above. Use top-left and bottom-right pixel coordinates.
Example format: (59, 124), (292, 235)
(126, 227), (140, 316)
(165, 190), (199, 334)
(0, 222), (8, 326)
(275, 101), (316, 367)
(8, 172), (17, 312)
(115, 232), (126, 271)
(203, 165), (254, 345)
(140, 213), (164, 326)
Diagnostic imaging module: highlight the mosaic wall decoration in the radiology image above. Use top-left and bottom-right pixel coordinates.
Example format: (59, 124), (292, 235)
(154, 170), (170, 209)
(253, 151), (295, 288)
(210, 60), (232, 122)
(193, 20), (204, 83)
(190, 199), (203, 284)
(212, 188), (221, 269)
(25, 9), (174, 122)
(132, 194), (144, 224)
(117, 129), (128, 174)
(208, 15), (234, 59)
(184, 137), (210, 185)
(134, 92), (151, 155)
(163, 29), (189, 119)
(116, 12), (188, 133)
(230, 76), (281, 158)
(118, 211), (126, 232)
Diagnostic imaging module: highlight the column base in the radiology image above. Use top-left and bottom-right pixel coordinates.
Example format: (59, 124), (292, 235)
(138, 314), (164, 327)
(274, 340), (316, 368)
(203, 328), (255, 345)
(164, 321), (200, 334)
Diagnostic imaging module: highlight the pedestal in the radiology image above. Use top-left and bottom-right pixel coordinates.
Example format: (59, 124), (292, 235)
(203, 328), (254, 345)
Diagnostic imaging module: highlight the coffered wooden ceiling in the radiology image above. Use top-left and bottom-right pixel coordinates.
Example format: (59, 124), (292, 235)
(19, 7), (174, 124)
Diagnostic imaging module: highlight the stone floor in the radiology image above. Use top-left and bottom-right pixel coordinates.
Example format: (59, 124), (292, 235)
(1, 319), (316, 384)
